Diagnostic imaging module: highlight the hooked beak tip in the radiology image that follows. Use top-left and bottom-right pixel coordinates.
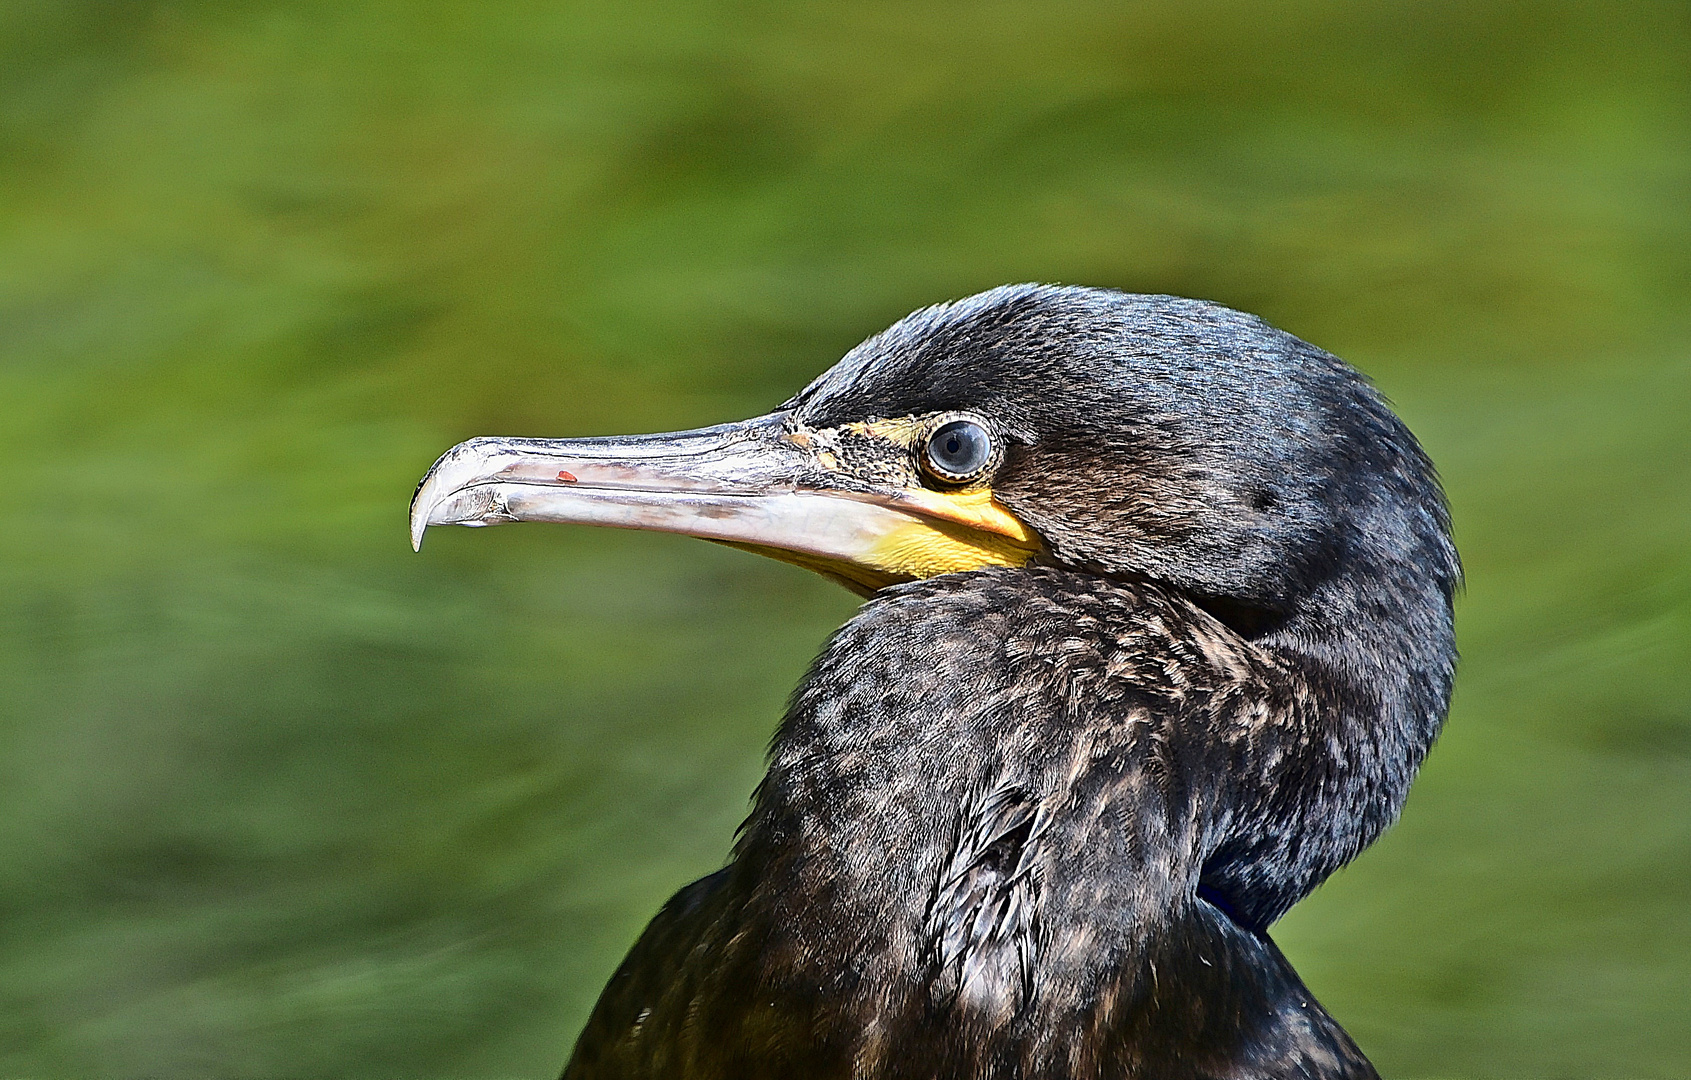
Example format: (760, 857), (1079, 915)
(409, 473), (438, 553)
(409, 498), (429, 552)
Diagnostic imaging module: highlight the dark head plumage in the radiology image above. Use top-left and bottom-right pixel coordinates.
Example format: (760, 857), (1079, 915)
(794, 284), (1457, 643)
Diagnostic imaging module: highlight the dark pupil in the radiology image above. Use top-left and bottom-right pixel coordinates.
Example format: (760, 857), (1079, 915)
(929, 420), (989, 477)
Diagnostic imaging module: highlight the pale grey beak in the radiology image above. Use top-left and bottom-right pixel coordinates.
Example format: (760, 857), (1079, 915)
(409, 413), (968, 594)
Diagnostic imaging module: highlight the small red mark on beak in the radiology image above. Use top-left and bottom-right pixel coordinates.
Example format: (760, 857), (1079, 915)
(557, 470), (578, 483)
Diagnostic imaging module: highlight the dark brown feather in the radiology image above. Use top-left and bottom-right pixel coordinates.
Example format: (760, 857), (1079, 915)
(564, 569), (1384, 1080)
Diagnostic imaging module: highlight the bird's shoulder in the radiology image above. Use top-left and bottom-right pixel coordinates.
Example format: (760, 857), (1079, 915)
(562, 871), (720, 1078)
(563, 868), (781, 1080)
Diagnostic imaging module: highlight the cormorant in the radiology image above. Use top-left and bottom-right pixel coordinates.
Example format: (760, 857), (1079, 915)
(410, 285), (1458, 1079)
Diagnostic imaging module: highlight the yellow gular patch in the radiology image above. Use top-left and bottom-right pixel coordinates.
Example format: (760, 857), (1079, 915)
(895, 488), (1040, 544)
(720, 506), (1041, 598)
(862, 516), (1041, 581)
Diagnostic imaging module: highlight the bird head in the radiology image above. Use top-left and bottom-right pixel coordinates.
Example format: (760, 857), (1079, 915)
(412, 284), (1456, 643)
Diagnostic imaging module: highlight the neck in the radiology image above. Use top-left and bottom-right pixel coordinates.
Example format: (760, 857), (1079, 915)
(1205, 554), (1456, 927)
(730, 567), (1385, 1078)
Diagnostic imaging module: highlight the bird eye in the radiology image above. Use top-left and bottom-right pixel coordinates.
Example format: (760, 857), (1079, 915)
(922, 419), (994, 484)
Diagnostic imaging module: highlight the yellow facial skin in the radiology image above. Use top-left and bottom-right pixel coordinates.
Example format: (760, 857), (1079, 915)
(727, 508), (1040, 597)
(762, 416), (1046, 595)
(864, 512), (1038, 577)
(894, 487), (1039, 544)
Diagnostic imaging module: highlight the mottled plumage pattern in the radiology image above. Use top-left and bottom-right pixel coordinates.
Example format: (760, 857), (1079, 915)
(929, 784), (1043, 1021)
(566, 569), (1383, 1079)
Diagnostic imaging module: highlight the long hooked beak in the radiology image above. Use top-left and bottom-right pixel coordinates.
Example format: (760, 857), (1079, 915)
(410, 413), (1041, 595)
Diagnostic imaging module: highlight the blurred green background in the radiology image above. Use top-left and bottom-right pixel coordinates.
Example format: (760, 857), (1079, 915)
(2, 0), (1688, 1075)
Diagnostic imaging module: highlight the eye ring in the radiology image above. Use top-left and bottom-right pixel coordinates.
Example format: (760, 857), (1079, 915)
(921, 417), (996, 485)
